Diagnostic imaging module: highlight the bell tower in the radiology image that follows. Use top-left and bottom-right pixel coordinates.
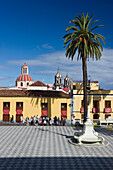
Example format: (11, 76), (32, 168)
(64, 73), (70, 88)
(54, 67), (63, 89)
(21, 64), (28, 75)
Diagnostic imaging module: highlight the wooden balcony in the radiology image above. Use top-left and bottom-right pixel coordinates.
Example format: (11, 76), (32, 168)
(104, 108), (112, 113)
(92, 108), (100, 113)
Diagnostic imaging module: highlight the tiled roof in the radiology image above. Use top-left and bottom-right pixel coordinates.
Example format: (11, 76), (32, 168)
(0, 90), (71, 98)
(63, 88), (69, 92)
(30, 80), (47, 87)
(73, 80), (98, 83)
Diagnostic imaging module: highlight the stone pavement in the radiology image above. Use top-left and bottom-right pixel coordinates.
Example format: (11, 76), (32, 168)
(0, 126), (113, 169)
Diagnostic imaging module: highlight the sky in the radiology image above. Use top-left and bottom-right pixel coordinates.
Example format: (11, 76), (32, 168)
(0, 0), (113, 89)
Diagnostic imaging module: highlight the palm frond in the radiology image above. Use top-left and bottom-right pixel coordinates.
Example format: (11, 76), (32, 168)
(63, 13), (105, 61)
(89, 25), (105, 32)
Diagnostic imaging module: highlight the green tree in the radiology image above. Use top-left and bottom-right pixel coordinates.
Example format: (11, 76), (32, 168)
(63, 13), (105, 122)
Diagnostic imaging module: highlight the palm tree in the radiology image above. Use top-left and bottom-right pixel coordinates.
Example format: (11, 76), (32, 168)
(63, 13), (105, 122)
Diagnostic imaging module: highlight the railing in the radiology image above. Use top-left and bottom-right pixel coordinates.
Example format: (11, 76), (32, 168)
(104, 108), (112, 113)
(3, 110), (10, 115)
(16, 110), (23, 115)
(42, 110), (47, 116)
(92, 108), (100, 113)
(80, 107), (84, 113)
(61, 110), (67, 116)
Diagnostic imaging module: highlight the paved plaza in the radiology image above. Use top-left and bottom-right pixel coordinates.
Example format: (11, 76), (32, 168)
(0, 126), (113, 169)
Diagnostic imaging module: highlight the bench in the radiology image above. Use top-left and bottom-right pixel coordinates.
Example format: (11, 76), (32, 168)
(100, 117), (113, 126)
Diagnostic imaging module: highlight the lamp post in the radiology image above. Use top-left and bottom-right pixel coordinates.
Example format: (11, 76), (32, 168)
(98, 96), (101, 125)
(86, 77), (91, 120)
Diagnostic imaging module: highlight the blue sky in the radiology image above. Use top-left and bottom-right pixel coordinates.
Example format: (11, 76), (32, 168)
(0, 0), (113, 89)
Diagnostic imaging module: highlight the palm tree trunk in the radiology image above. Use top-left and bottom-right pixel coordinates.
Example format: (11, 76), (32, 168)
(82, 57), (88, 122)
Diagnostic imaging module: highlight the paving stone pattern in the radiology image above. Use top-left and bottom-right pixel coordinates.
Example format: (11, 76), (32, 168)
(0, 126), (113, 169)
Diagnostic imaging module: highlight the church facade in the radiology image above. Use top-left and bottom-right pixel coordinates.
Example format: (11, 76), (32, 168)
(0, 90), (71, 122)
(0, 64), (71, 122)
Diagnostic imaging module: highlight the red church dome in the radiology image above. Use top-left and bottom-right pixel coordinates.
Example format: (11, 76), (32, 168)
(22, 64), (28, 67)
(17, 74), (33, 81)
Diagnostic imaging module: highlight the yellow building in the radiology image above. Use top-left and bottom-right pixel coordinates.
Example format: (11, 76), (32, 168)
(71, 81), (113, 121)
(0, 89), (71, 122)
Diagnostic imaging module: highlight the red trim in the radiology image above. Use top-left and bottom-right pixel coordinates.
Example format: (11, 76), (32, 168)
(104, 108), (112, 113)
(3, 109), (9, 115)
(63, 88), (69, 92)
(16, 110), (23, 115)
(80, 107), (84, 113)
(61, 110), (67, 116)
(22, 64), (28, 67)
(41, 110), (47, 116)
(92, 108), (100, 113)
(17, 74), (33, 81)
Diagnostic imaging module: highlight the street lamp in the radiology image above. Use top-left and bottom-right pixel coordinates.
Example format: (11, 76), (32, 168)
(86, 77), (91, 120)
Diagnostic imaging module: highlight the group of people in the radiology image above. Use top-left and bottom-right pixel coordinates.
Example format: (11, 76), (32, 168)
(20, 115), (52, 126)
(20, 115), (67, 126)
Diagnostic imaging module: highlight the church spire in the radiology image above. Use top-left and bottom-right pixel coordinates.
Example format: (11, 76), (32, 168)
(54, 67), (63, 89)
(64, 73), (70, 88)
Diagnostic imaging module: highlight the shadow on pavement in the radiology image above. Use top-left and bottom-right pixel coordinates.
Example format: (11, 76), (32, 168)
(37, 127), (73, 139)
(0, 157), (113, 170)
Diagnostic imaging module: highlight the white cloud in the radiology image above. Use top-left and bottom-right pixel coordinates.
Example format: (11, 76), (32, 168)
(7, 48), (113, 89)
(0, 77), (11, 80)
(0, 65), (9, 70)
(42, 43), (53, 49)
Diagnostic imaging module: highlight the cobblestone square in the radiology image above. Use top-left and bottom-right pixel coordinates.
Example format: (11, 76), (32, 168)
(0, 126), (113, 169)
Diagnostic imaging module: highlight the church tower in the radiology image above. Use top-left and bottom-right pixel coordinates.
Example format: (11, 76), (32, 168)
(54, 67), (63, 89)
(64, 73), (70, 88)
(16, 64), (34, 89)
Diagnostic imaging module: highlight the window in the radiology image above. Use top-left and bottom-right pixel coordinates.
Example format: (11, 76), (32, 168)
(105, 101), (111, 108)
(105, 114), (111, 119)
(81, 114), (84, 119)
(81, 100), (84, 107)
(42, 103), (47, 109)
(73, 85), (76, 90)
(93, 114), (99, 119)
(93, 100), (99, 108)
(41, 103), (48, 116)
(21, 82), (23, 86)
(3, 102), (10, 109)
(16, 102), (23, 109)
(27, 82), (29, 86)
(23, 68), (27, 74)
(56, 78), (59, 83)
(61, 103), (67, 117)
(61, 103), (67, 109)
